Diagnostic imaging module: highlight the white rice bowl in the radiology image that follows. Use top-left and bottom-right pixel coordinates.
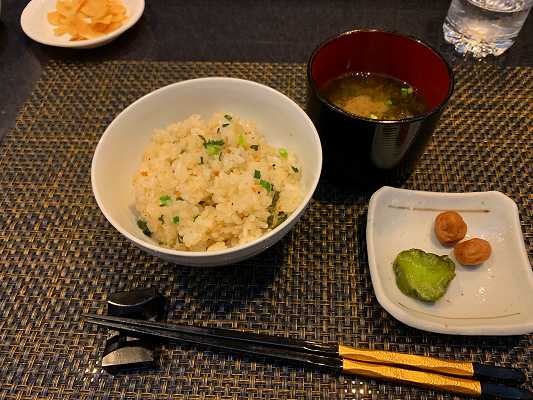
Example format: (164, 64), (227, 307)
(91, 77), (322, 267)
(133, 113), (303, 252)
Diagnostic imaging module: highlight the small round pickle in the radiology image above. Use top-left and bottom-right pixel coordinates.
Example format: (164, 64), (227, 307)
(434, 211), (467, 246)
(454, 238), (492, 265)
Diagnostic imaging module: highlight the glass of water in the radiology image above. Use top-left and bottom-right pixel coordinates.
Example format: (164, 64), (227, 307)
(443, 0), (533, 57)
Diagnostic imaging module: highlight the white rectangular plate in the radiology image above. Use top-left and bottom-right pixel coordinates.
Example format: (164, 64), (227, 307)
(366, 186), (533, 335)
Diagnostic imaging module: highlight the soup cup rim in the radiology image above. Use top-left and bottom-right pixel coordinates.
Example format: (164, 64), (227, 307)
(307, 28), (455, 124)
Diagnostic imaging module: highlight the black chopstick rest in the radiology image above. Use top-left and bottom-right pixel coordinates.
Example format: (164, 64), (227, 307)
(107, 288), (166, 320)
(101, 288), (166, 374)
(473, 363), (526, 385)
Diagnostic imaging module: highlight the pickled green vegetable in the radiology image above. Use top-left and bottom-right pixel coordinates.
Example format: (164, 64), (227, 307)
(393, 249), (455, 302)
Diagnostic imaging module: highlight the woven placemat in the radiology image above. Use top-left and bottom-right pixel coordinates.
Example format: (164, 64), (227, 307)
(0, 60), (531, 400)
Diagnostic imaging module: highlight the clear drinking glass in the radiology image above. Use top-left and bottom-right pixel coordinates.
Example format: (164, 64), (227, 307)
(443, 0), (533, 57)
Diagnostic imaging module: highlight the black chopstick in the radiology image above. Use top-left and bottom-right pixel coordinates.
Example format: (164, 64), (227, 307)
(84, 313), (338, 356)
(83, 315), (532, 400)
(83, 314), (526, 384)
(85, 315), (344, 372)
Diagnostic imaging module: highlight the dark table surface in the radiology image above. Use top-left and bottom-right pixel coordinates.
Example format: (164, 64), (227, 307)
(1, 0), (532, 142)
(0, 3), (532, 399)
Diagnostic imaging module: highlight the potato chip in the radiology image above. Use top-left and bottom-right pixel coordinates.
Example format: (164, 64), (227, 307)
(73, 0), (87, 13)
(108, 3), (125, 14)
(49, 0), (127, 40)
(64, 24), (79, 38)
(47, 11), (63, 25)
(53, 26), (68, 35)
(95, 14), (112, 24)
(56, 0), (83, 16)
(110, 12), (126, 23)
(102, 21), (122, 34)
(80, 0), (107, 18)
(91, 22), (108, 32)
(72, 15), (97, 39)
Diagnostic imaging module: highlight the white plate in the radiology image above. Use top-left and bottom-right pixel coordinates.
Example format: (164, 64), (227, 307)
(367, 186), (533, 335)
(20, 0), (144, 49)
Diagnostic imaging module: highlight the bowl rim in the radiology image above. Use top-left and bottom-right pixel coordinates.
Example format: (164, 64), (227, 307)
(20, 0), (145, 48)
(306, 28), (455, 124)
(91, 77), (322, 259)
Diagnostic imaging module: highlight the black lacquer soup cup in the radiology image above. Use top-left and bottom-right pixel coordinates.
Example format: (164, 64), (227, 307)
(307, 29), (454, 187)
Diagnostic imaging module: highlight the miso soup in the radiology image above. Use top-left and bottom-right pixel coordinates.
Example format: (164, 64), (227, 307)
(320, 72), (428, 120)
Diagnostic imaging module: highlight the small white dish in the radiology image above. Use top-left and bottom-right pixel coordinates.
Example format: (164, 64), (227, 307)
(367, 186), (533, 335)
(91, 77), (322, 267)
(20, 0), (144, 49)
